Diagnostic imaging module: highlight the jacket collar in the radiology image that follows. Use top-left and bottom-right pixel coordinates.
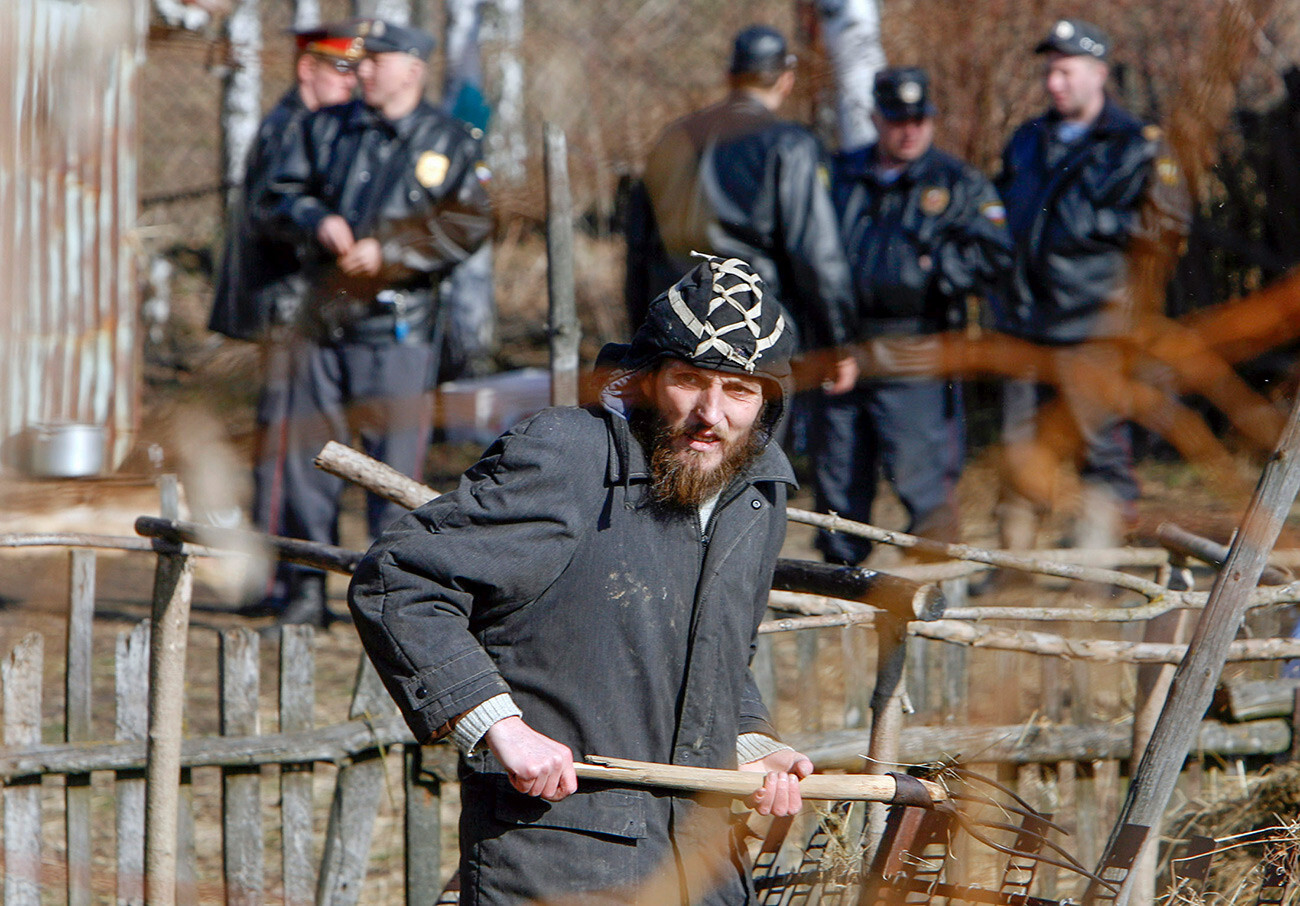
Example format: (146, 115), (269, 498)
(602, 407), (796, 489)
(1040, 95), (1141, 139)
(837, 143), (941, 185)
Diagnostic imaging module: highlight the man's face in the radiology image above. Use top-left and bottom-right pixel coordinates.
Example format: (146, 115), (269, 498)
(1044, 52), (1108, 120)
(874, 114), (934, 166)
(642, 360), (767, 507)
(300, 54), (357, 110)
(357, 52), (420, 109)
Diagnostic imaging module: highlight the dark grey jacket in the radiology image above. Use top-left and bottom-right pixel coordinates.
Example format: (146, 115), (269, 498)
(348, 403), (794, 903)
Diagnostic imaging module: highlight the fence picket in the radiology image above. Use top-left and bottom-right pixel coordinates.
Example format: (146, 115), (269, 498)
(317, 654), (394, 906)
(66, 549), (97, 906)
(4, 633), (45, 906)
(221, 628), (264, 905)
(404, 746), (443, 906)
(280, 625), (316, 906)
(116, 621), (151, 906)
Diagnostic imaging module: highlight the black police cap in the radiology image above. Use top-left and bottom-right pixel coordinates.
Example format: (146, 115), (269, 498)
(1034, 18), (1110, 61)
(729, 25), (795, 75)
(873, 67), (936, 121)
(357, 19), (436, 59)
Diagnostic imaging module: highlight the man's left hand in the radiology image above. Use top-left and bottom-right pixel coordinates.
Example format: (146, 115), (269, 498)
(338, 237), (383, 277)
(739, 749), (814, 817)
(823, 353), (859, 395)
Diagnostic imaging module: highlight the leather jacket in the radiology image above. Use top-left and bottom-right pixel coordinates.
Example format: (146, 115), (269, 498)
(994, 99), (1190, 344)
(209, 89), (310, 341)
(624, 94), (855, 352)
(260, 98), (493, 344)
(832, 143), (1013, 338)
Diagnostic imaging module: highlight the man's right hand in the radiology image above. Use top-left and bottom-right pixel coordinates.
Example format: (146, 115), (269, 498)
(316, 214), (356, 256)
(484, 716), (578, 802)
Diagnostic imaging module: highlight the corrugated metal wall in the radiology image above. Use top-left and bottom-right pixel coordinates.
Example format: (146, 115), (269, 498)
(0, 0), (148, 474)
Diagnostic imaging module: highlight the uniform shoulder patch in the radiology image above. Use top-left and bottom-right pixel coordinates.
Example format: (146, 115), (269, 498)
(920, 186), (950, 216)
(1156, 156), (1181, 186)
(416, 151), (450, 188)
(979, 200), (1007, 227)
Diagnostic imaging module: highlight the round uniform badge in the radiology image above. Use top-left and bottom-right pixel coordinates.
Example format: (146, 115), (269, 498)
(920, 186), (950, 216)
(416, 151), (450, 188)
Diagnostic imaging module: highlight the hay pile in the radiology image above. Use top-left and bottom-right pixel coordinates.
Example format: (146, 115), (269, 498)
(1160, 764), (1300, 903)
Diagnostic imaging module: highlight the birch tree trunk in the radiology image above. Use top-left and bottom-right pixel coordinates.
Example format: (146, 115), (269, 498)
(815, 0), (886, 152)
(292, 0), (321, 30)
(221, 0), (262, 214)
(484, 0), (526, 183)
(441, 0), (496, 373)
(354, 0), (411, 24)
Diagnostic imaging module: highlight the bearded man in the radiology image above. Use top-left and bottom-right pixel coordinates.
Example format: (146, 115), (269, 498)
(350, 255), (813, 904)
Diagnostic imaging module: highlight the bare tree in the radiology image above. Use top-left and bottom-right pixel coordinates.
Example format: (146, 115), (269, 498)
(817, 0), (886, 151)
(220, 0), (261, 214)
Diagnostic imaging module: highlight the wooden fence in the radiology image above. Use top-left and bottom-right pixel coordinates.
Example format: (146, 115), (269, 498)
(3, 525), (1300, 903)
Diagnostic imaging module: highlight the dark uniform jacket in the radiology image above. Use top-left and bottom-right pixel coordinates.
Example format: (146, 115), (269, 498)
(832, 144), (1014, 338)
(209, 89), (310, 341)
(260, 98), (493, 344)
(625, 94), (855, 352)
(348, 403), (795, 903)
(995, 98), (1189, 344)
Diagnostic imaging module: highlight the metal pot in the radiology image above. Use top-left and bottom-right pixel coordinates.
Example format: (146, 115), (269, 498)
(22, 423), (107, 478)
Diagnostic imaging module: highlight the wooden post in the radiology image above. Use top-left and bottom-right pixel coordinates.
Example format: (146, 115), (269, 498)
(1086, 390), (1300, 905)
(1127, 561), (1194, 904)
(317, 655), (396, 906)
(3, 633), (44, 906)
(117, 621), (151, 906)
(544, 121), (579, 407)
(863, 614), (908, 859)
(220, 628), (264, 905)
(404, 746), (443, 906)
(280, 625), (317, 906)
(143, 545), (195, 906)
(66, 549), (96, 906)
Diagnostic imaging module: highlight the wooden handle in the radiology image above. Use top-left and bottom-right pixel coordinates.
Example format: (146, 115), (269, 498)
(574, 755), (946, 803)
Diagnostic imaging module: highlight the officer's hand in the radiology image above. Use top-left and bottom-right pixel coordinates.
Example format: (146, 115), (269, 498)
(338, 237), (383, 277)
(739, 749), (814, 817)
(484, 716), (578, 802)
(823, 354), (859, 395)
(316, 215), (355, 256)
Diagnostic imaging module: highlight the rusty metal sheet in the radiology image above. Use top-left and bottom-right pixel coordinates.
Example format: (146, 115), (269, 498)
(0, 0), (147, 475)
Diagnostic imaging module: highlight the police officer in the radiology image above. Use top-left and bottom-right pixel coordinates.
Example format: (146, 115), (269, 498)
(260, 19), (493, 625)
(209, 21), (363, 614)
(994, 19), (1189, 550)
(813, 67), (1013, 565)
(624, 24), (857, 393)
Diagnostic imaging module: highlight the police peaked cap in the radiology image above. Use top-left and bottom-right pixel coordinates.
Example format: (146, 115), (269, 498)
(873, 67), (936, 121)
(358, 19), (436, 59)
(1034, 18), (1110, 61)
(729, 25), (796, 75)
(293, 21), (365, 60)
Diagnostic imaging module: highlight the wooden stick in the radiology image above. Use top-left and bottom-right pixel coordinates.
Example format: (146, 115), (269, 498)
(1087, 386), (1300, 906)
(1157, 521), (1292, 584)
(576, 755), (947, 803)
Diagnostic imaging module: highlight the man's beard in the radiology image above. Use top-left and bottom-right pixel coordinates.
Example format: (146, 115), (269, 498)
(631, 408), (766, 511)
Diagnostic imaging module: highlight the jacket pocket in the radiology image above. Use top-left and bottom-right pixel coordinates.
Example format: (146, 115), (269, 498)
(493, 781), (649, 840)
